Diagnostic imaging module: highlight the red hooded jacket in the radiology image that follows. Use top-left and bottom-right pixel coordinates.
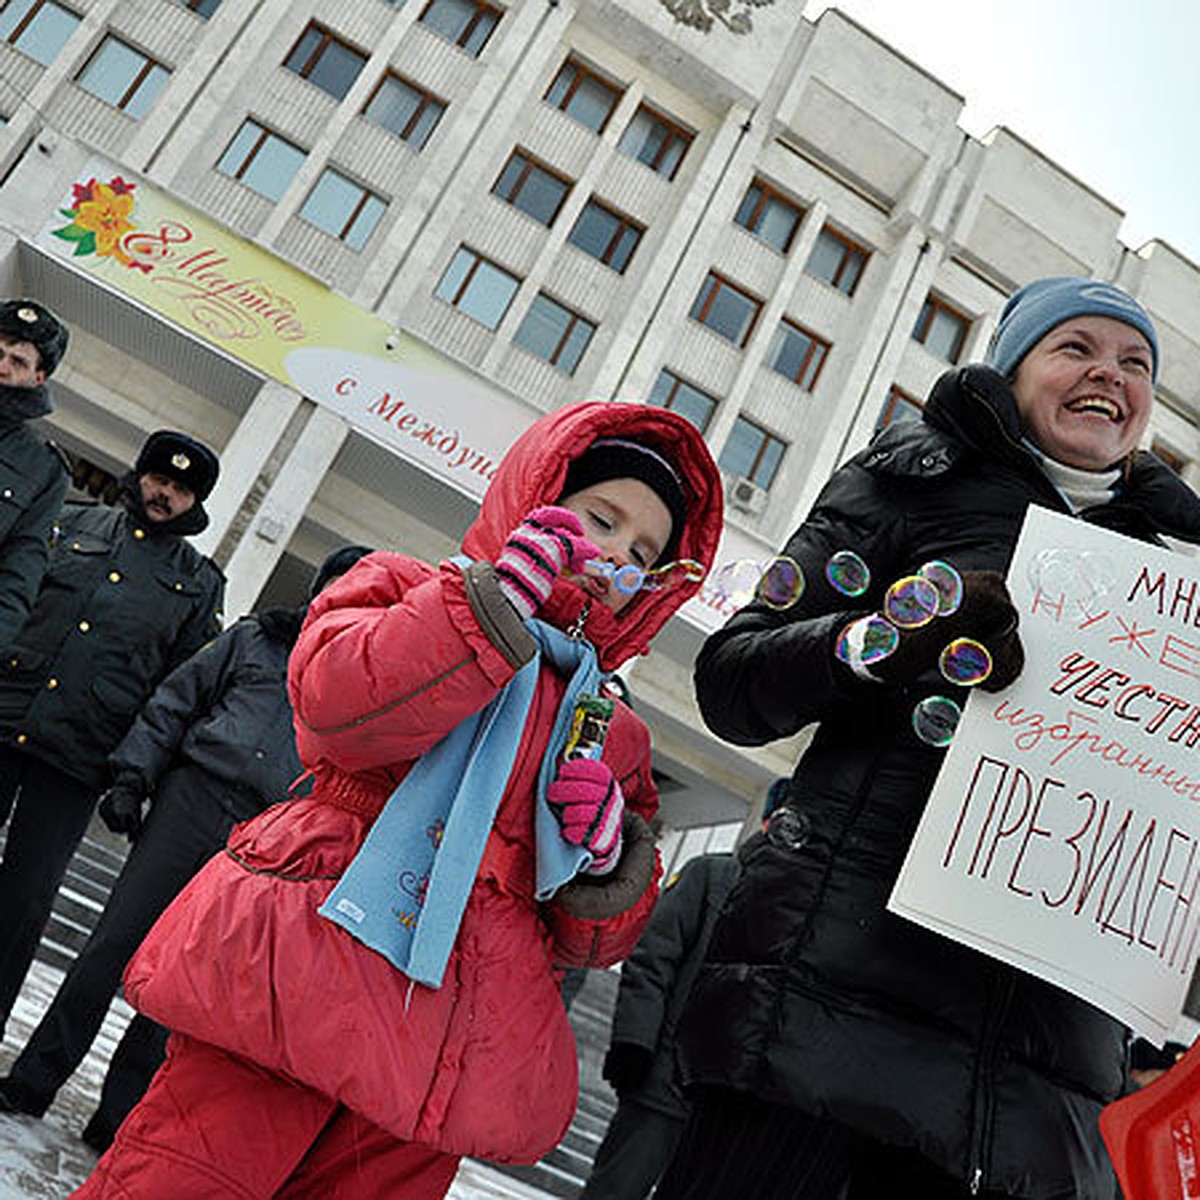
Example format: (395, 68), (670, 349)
(122, 400), (723, 1163)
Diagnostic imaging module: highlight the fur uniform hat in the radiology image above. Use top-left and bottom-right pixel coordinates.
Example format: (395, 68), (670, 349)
(135, 431), (220, 502)
(0, 299), (69, 376)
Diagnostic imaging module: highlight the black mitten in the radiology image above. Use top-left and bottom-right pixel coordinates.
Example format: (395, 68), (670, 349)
(859, 569), (1023, 693)
(98, 781), (146, 841)
(602, 1042), (654, 1094)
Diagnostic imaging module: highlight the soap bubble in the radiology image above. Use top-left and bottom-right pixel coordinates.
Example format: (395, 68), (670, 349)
(938, 638), (993, 686)
(912, 696), (962, 747)
(826, 550), (870, 597)
(918, 560), (963, 616)
(1027, 548), (1117, 614)
(644, 558), (706, 592)
(711, 559), (765, 608)
(759, 556), (805, 610)
(1027, 548), (1079, 597)
(835, 614), (900, 666)
(883, 575), (940, 629)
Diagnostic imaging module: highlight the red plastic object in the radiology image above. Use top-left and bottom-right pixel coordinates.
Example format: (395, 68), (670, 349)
(1101, 1041), (1200, 1200)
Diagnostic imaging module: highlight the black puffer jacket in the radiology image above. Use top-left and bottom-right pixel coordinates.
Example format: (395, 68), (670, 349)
(0, 496), (225, 787)
(685, 366), (1200, 1199)
(108, 609), (305, 818)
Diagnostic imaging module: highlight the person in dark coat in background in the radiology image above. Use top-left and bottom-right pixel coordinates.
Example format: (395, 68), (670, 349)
(660, 278), (1200, 1200)
(0, 430), (225, 1043)
(579, 778), (790, 1200)
(0, 543), (371, 1146)
(0, 299), (71, 648)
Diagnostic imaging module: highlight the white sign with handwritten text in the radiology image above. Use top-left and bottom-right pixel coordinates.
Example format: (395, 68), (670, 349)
(889, 505), (1200, 1043)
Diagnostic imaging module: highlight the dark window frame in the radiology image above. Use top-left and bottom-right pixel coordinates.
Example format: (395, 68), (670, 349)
(567, 197), (644, 273)
(544, 56), (622, 134)
(491, 149), (572, 226)
(76, 34), (168, 113)
(767, 317), (831, 391)
(216, 120), (305, 190)
(361, 71), (446, 147)
(283, 22), (366, 99)
(299, 168), (386, 247)
(913, 293), (970, 364)
(618, 103), (693, 181)
(650, 369), (718, 432)
(878, 384), (924, 429)
(435, 246), (521, 329)
(417, 0), (501, 56)
(2, 0), (80, 57)
(720, 415), (787, 490)
(690, 271), (763, 348)
(734, 177), (804, 253)
(514, 292), (596, 374)
(806, 224), (869, 296)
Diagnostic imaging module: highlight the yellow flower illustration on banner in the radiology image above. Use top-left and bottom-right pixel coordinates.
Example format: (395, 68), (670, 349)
(51, 176), (148, 271)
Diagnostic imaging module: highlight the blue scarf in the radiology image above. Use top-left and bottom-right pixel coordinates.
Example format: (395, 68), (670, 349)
(318, 619), (600, 989)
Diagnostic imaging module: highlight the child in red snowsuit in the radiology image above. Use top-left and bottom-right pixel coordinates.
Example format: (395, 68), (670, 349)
(73, 400), (723, 1199)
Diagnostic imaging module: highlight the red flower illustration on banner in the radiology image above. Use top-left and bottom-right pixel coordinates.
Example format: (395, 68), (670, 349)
(51, 176), (150, 272)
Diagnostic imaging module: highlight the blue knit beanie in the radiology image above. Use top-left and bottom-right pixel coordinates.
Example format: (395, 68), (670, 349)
(985, 277), (1159, 381)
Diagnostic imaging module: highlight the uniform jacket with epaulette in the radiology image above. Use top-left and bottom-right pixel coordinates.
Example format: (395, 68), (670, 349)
(0, 385), (69, 650)
(0, 498), (225, 788)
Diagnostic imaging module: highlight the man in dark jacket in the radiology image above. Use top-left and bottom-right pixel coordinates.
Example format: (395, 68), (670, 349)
(0, 544), (371, 1145)
(0, 299), (71, 648)
(0, 429), (225, 1044)
(580, 780), (788, 1200)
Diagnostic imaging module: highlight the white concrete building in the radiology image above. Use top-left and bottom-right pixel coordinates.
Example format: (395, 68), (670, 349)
(0, 0), (1197, 854)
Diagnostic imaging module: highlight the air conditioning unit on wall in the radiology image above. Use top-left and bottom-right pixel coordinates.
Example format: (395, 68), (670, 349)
(728, 475), (767, 515)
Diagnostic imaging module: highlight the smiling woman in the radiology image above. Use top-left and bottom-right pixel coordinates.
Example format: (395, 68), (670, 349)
(665, 275), (1200, 1200)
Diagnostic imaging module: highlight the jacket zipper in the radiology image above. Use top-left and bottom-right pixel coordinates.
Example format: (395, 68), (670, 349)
(967, 967), (1015, 1194)
(566, 600), (591, 640)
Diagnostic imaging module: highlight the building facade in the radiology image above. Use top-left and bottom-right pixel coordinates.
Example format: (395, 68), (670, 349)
(0, 0), (1198, 848)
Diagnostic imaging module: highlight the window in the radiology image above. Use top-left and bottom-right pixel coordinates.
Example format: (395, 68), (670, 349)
(169, 0), (220, 15)
(362, 74), (445, 149)
(514, 294), (595, 375)
(734, 179), (803, 254)
(766, 319), (830, 391)
(0, 0), (81, 66)
(690, 272), (761, 347)
(617, 105), (692, 180)
(75, 35), (169, 118)
(215, 120), (306, 202)
(491, 151), (571, 226)
(806, 225), (868, 296)
(1151, 438), (1190, 477)
(418, 0), (500, 57)
(649, 370), (717, 432)
(545, 58), (621, 134)
(718, 416), (786, 489)
(913, 294), (969, 363)
(283, 23), (366, 101)
(435, 247), (520, 329)
(878, 385), (924, 430)
(298, 169), (386, 250)
(567, 199), (643, 273)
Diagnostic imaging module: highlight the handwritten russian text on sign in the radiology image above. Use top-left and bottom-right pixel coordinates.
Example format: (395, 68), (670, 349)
(889, 506), (1200, 1043)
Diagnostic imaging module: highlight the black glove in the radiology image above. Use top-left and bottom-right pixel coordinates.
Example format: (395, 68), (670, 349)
(860, 569), (1024, 694)
(98, 782), (146, 841)
(602, 1042), (654, 1095)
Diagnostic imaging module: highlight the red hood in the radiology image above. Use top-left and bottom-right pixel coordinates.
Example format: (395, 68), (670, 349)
(462, 400), (723, 671)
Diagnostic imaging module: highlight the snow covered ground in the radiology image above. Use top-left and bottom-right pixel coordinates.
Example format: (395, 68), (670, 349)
(0, 960), (551, 1198)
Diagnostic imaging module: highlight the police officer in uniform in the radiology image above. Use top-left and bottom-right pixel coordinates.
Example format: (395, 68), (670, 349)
(0, 546), (371, 1145)
(0, 299), (71, 648)
(0, 429), (225, 1043)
